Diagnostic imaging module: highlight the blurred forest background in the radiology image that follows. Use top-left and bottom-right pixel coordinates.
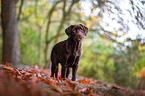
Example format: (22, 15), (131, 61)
(0, 0), (145, 89)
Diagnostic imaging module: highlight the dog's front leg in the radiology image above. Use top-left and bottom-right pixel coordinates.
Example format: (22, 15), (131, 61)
(66, 68), (70, 78)
(61, 65), (67, 79)
(72, 64), (78, 81)
(72, 55), (81, 81)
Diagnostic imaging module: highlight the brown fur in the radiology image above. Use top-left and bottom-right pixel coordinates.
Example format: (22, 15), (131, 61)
(50, 24), (88, 81)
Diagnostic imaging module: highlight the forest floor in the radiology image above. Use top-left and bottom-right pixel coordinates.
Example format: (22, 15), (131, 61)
(0, 63), (145, 96)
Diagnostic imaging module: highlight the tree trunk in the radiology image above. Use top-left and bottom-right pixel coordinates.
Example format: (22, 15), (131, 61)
(38, 29), (42, 65)
(1, 0), (20, 65)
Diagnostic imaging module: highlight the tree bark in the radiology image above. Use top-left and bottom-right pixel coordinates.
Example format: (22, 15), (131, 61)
(1, 0), (20, 65)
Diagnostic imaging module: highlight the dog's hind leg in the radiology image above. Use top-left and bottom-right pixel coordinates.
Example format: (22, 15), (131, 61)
(55, 63), (59, 78)
(66, 68), (70, 78)
(50, 62), (58, 78)
(50, 53), (58, 78)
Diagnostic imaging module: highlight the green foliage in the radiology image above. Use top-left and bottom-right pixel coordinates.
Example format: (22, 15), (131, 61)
(19, 25), (39, 65)
(79, 35), (115, 83)
(78, 33), (145, 89)
(113, 53), (137, 88)
(134, 51), (145, 76)
(18, 0), (52, 66)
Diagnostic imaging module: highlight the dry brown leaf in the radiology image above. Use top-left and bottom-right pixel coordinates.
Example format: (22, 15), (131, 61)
(2, 66), (15, 71)
(52, 85), (63, 93)
(65, 80), (76, 91)
(58, 76), (65, 82)
(78, 79), (91, 84)
(88, 93), (101, 96)
(5, 62), (10, 66)
(14, 68), (23, 76)
(77, 87), (87, 92)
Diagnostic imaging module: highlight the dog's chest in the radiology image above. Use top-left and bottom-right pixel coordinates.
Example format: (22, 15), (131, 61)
(70, 41), (80, 53)
(66, 46), (80, 66)
(67, 54), (78, 66)
(58, 40), (81, 66)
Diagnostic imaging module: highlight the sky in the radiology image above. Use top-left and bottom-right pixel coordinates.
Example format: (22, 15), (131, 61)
(80, 0), (145, 43)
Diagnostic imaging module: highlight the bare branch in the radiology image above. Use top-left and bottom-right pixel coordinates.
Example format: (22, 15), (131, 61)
(17, 0), (24, 21)
(47, 33), (65, 44)
(54, 0), (78, 43)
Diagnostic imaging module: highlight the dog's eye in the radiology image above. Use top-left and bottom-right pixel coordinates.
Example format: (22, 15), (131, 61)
(72, 30), (76, 33)
(79, 29), (83, 31)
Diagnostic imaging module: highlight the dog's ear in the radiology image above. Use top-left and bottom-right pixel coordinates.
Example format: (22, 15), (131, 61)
(79, 24), (88, 36)
(65, 25), (74, 37)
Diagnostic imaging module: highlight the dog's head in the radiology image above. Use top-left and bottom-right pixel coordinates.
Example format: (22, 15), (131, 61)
(65, 24), (88, 41)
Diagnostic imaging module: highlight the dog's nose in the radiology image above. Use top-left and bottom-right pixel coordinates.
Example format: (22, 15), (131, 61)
(78, 35), (82, 38)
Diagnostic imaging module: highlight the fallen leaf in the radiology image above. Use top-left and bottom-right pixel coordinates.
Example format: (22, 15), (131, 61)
(78, 79), (91, 84)
(58, 76), (65, 82)
(65, 80), (76, 91)
(52, 85), (63, 93)
(14, 68), (22, 76)
(88, 93), (101, 96)
(2, 66), (15, 71)
(77, 87), (87, 92)
(84, 89), (94, 94)
(5, 62), (10, 66)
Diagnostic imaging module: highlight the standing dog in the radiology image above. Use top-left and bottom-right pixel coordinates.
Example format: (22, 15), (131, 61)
(50, 24), (88, 81)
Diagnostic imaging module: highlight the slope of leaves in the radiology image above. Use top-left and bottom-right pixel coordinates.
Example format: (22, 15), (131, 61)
(0, 63), (144, 96)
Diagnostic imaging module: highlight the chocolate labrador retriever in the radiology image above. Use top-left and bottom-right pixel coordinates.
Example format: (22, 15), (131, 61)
(50, 24), (88, 81)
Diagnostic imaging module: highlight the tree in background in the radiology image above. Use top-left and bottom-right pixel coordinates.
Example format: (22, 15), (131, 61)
(1, 0), (20, 65)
